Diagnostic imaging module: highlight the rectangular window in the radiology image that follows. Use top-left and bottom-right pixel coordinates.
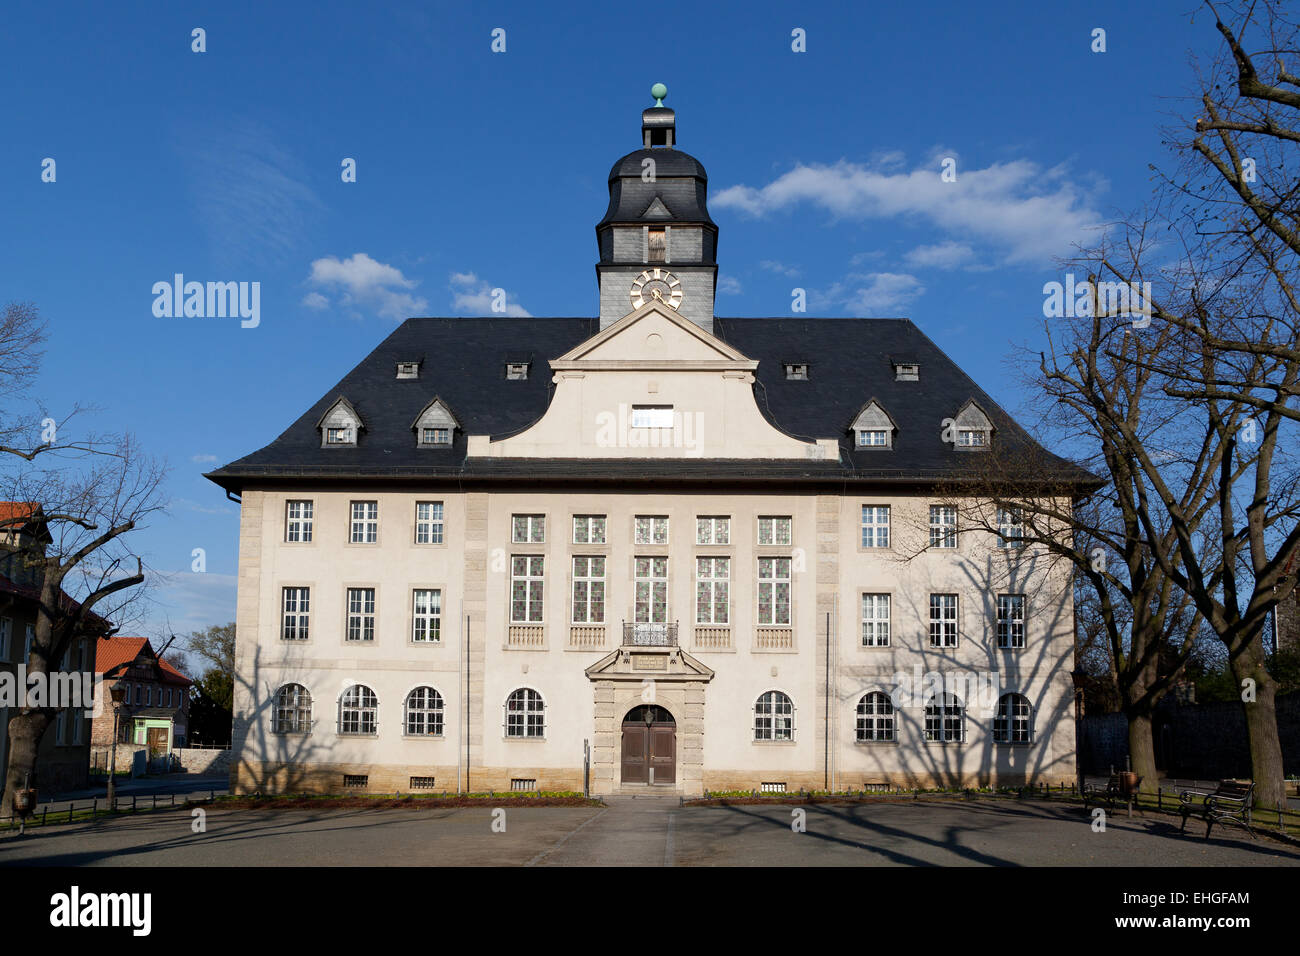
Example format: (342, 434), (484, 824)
(784, 363), (809, 380)
(695, 556), (730, 624)
(281, 587), (310, 640)
(634, 515), (669, 545)
(695, 516), (730, 545)
(757, 516), (792, 546)
(861, 593), (891, 646)
(997, 594), (1026, 649)
(998, 507), (1025, 550)
(349, 501), (378, 543)
(929, 594), (958, 648)
(511, 556), (545, 623)
(415, 501), (444, 544)
(285, 500), (314, 542)
(634, 556), (668, 623)
(134, 684), (141, 705)
(648, 228), (666, 262)
(346, 588), (376, 642)
(856, 429), (889, 447)
(72, 711), (84, 744)
(957, 429), (988, 447)
(146, 685), (152, 706)
(757, 557), (792, 625)
(0, 618), (10, 659)
(506, 363), (529, 380)
(412, 589), (442, 643)
(572, 515), (607, 544)
(929, 505), (957, 549)
(326, 427), (352, 445)
(24, 624), (34, 659)
(512, 514), (545, 544)
(631, 406), (673, 429)
(860, 505), (890, 548)
(421, 427), (451, 445)
(571, 556), (606, 623)
(55, 709), (66, 745)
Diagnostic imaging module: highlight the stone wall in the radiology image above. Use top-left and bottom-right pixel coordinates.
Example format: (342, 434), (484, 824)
(173, 747), (232, 776)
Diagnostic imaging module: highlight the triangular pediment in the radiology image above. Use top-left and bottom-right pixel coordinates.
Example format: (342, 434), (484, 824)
(585, 644), (715, 682)
(553, 302), (755, 369)
(641, 196), (673, 219)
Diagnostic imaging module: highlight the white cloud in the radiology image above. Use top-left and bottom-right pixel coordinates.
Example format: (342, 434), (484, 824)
(717, 275), (742, 295)
(301, 291), (329, 310)
(449, 272), (532, 317)
(713, 158), (1103, 265)
(305, 252), (429, 320)
(190, 454), (218, 464)
(759, 260), (802, 278)
(146, 571), (237, 640)
(812, 272), (925, 314)
(903, 241), (976, 270)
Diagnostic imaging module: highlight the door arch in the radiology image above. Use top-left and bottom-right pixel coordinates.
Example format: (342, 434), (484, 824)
(620, 704), (676, 785)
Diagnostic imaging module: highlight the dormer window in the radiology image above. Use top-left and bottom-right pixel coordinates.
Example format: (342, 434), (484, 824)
(784, 363), (809, 381)
(506, 363), (529, 380)
(956, 429), (988, 448)
(849, 399), (896, 451)
(396, 362), (420, 380)
(317, 396), (363, 448)
(893, 362), (919, 381)
(951, 399), (994, 451)
(412, 397), (460, 449)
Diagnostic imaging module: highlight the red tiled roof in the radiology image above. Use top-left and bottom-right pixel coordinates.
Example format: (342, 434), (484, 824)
(0, 501), (39, 524)
(93, 636), (151, 675)
(0, 574), (113, 631)
(159, 658), (193, 686)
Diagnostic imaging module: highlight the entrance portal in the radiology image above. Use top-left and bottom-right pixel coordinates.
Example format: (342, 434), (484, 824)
(620, 705), (676, 785)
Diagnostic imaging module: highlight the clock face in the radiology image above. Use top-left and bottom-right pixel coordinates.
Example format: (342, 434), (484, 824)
(630, 268), (683, 310)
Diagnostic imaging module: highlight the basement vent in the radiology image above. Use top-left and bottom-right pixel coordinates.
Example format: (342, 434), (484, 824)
(863, 781), (891, 793)
(409, 776), (437, 790)
(510, 778), (537, 792)
(343, 774), (368, 789)
(760, 781), (787, 793)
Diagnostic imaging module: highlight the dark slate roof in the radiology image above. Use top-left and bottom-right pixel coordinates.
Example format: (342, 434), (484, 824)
(597, 149), (716, 232)
(205, 317), (1096, 492)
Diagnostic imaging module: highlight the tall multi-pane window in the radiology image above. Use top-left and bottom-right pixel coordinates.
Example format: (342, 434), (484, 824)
(997, 507), (1025, 550)
(339, 685), (378, 735)
(505, 688), (545, 738)
(346, 588), (376, 642)
(754, 691), (794, 741)
(757, 557), (792, 625)
(571, 556), (606, 623)
(415, 501), (444, 544)
(696, 557), (730, 624)
(924, 693), (965, 742)
(993, 693), (1033, 743)
(412, 589), (442, 642)
(696, 516), (730, 545)
(861, 593), (890, 646)
(0, 617), (10, 659)
(274, 684), (312, 734)
(281, 587), (310, 640)
(929, 593), (958, 647)
(929, 505), (957, 549)
(996, 594), (1026, 648)
(860, 505), (890, 548)
(635, 557), (668, 623)
(757, 516), (792, 546)
(856, 692), (895, 741)
(512, 514), (545, 544)
(285, 500), (314, 542)
(510, 556), (545, 623)
(573, 515), (607, 544)
(634, 515), (669, 545)
(350, 501), (378, 543)
(404, 687), (444, 736)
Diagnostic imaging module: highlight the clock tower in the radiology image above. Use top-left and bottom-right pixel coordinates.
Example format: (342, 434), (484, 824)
(596, 85), (718, 333)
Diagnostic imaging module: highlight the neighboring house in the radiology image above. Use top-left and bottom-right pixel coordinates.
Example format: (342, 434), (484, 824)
(0, 501), (105, 794)
(91, 637), (193, 762)
(206, 94), (1098, 797)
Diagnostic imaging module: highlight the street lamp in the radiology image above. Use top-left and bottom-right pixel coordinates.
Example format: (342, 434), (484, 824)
(106, 683), (126, 810)
(1070, 668), (1087, 796)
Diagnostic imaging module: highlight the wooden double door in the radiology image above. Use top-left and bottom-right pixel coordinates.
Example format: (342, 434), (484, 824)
(620, 705), (676, 785)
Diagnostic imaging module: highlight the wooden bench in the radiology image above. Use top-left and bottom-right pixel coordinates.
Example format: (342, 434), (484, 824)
(1178, 780), (1256, 840)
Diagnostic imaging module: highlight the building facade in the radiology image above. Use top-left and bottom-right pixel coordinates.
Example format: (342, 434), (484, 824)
(90, 636), (192, 764)
(209, 94), (1092, 796)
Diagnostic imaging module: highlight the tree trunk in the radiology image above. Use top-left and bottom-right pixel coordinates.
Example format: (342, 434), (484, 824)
(1230, 638), (1286, 809)
(1, 710), (51, 814)
(1124, 708), (1159, 793)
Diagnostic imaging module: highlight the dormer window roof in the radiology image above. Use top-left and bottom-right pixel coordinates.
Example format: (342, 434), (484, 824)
(951, 399), (994, 451)
(411, 397), (461, 448)
(784, 363), (810, 381)
(396, 360), (421, 380)
(503, 352), (533, 380)
(316, 396), (363, 448)
(849, 399), (897, 450)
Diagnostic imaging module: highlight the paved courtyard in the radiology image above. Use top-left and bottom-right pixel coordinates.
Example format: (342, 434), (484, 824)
(1, 796), (1295, 867)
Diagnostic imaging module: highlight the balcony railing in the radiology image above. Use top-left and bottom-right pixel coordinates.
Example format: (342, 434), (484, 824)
(622, 621), (678, 647)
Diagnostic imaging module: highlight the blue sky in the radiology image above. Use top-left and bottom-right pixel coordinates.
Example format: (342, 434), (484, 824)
(1, 0), (1213, 641)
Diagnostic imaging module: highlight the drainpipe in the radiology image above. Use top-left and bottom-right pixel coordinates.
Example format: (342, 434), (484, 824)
(464, 614), (471, 792)
(824, 610), (830, 790)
